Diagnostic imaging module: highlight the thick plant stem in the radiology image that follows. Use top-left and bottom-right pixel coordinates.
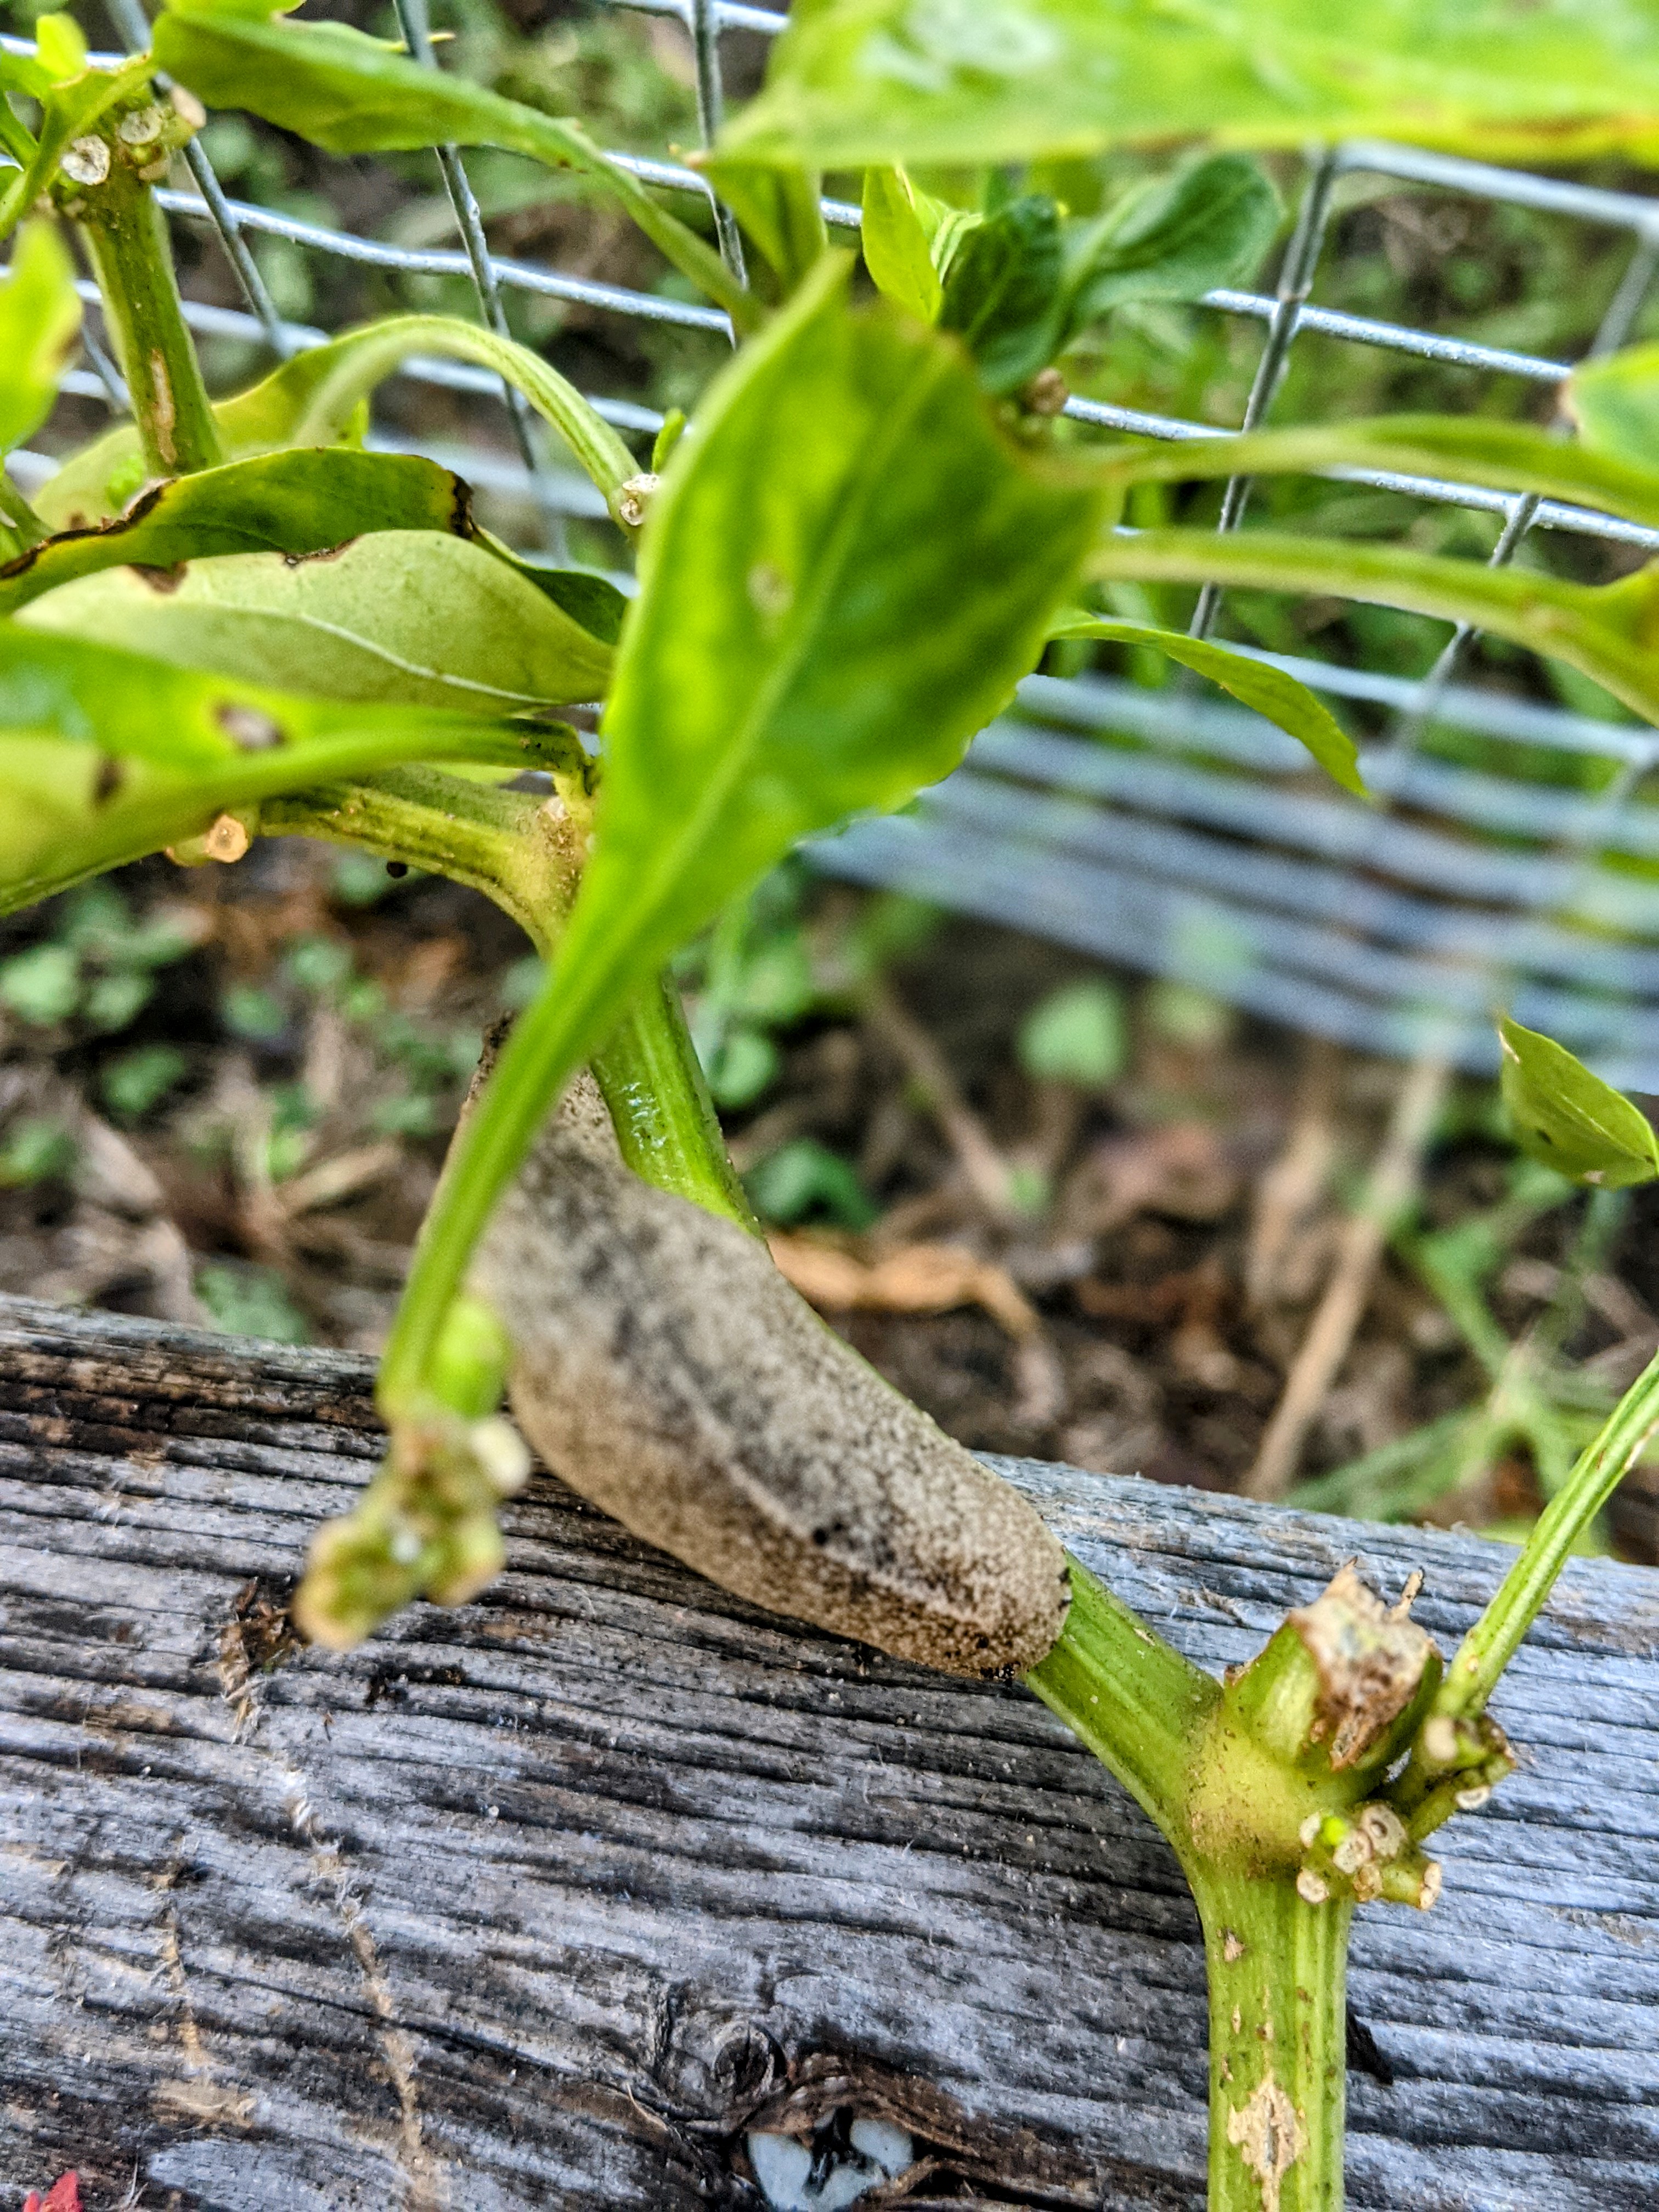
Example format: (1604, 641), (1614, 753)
(1196, 1872), (1350, 2212)
(264, 769), (580, 941)
(72, 162), (222, 477)
(1029, 1564), (1357, 2210)
(1025, 1555), (1217, 1846)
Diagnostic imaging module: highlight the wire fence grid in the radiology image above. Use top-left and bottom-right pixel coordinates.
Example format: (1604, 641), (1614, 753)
(9, 1), (1659, 1086)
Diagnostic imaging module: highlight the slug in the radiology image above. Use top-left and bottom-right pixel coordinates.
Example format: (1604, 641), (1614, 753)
(470, 1074), (1070, 1678)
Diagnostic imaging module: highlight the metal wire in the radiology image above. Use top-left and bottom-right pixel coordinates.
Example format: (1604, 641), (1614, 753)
(11, 5), (1659, 1084)
(389, 0), (569, 554)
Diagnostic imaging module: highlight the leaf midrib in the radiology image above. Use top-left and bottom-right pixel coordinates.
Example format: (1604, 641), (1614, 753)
(583, 335), (957, 972)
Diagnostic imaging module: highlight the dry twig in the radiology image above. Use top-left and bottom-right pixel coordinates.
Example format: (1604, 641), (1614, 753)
(1244, 1052), (1451, 1502)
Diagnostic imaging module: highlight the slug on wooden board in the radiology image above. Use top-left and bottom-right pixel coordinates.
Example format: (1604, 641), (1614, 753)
(470, 1075), (1070, 1678)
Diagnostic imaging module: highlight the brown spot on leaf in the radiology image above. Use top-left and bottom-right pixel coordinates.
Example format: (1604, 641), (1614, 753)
(92, 754), (125, 808)
(131, 562), (186, 593)
(283, 536), (362, 568)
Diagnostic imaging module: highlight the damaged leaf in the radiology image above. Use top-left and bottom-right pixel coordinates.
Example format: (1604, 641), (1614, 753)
(2, 449), (476, 616)
(22, 531), (617, 710)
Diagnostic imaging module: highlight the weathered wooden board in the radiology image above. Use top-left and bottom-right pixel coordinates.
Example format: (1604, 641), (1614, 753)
(0, 1295), (1655, 2211)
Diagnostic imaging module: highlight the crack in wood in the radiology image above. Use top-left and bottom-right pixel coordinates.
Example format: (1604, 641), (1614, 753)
(1, 1300), (1656, 2209)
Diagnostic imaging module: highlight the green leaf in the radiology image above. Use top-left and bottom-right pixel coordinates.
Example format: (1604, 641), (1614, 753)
(746, 1136), (878, 1227)
(721, 0), (1659, 171)
(152, 1), (760, 330)
(0, 1114), (75, 1186)
(1048, 613), (1365, 795)
(1018, 978), (1124, 1087)
(1567, 342), (1659, 475)
(0, 940), (80, 1025)
(928, 204), (984, 284)
(860, 165), (943, 321)
(33, 13), (88, 83)
(376, 256), (1105, 1404)
(1498, 1016), (1659, 1189)
(938, 193), (1064, 393)
(0, 449), (476, 616)
(506, 561), (628, 648)
(0, 625), (577, 914)
(0, 221), (81, 456)
(1061, 155), (1280, 335)
(102, 1042), (189, 1119)
(22, 531), (614, 710)
(699, 156), (827, 298)
(34, 313), (640, 534)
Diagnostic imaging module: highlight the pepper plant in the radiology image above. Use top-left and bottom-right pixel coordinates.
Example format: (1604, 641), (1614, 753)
(4, 3), (1659, 2207)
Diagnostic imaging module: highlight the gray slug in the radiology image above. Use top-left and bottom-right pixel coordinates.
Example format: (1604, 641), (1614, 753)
(470, 1075), (1070, 1678)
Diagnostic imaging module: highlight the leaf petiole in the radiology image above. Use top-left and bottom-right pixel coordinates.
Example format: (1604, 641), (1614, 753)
(1428, 1345), (1659, 1745)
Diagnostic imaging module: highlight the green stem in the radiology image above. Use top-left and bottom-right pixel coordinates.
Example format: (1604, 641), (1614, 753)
(1025, 1555), (1218, 1848)
(377, 921), (642, 1408)
(1094, 416), (1659, 534)
(71, 160), (222, 477)
(1429, 1344), (1659, 1737)
(1089, 528), (1659, 726)
(1195, 1872), (1350, 2212)
(285, 315), (641, 522)
(592, 977), (759, 1233)
(263, 769), (574, 938)
(2, 722), (573, 919)
(268, 770), (753, 1234)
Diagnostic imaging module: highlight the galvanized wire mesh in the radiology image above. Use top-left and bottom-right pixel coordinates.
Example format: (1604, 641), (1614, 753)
(12, 3), (1659, 1084)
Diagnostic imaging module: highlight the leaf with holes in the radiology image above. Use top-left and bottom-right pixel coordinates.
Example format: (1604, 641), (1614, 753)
(1498, 1016), (1659, 1188)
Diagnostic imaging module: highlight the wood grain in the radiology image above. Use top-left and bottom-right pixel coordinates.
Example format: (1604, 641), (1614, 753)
(0, 1295), (1654, 2211)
